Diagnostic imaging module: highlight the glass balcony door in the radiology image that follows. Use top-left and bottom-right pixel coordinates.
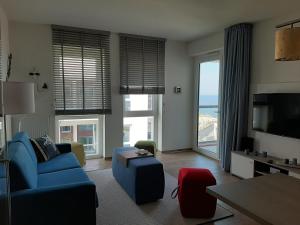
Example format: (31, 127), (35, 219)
(196, 54), (222, 159)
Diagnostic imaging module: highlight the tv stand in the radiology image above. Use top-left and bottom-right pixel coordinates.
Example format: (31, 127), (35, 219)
(231, 151), (300, 179)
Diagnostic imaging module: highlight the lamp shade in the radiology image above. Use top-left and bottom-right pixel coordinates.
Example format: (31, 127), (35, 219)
(275, 27), (300, 61)
(0, 81), (35, 115)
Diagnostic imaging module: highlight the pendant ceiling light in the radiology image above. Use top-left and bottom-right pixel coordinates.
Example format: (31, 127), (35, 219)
(275, 19), (300, 61)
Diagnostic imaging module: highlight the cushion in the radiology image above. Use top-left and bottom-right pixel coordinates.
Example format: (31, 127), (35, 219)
(38, 152), (81, 174)
(32, 135), (60, 161)
(134, 140), (156, 155)
(38, 168), (90, 188)
(70, 143), (86, 167)
(12, 132), (37, 164)
(30, 139), (48, 162)
(8, 142), (38, 191)
(178, 168), (217, 218)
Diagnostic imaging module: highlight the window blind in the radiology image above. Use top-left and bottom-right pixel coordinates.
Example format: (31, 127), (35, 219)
(0, 36), (2, 81)
(52, 25), (111, 115)
(120, 34), (165, 94)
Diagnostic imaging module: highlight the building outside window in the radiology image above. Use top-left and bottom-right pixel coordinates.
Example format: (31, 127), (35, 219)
(123, 124), (131, 146)
(60, 126), (72, 133)
(56, 116), (103, 158)
(123, 95), (158, 147)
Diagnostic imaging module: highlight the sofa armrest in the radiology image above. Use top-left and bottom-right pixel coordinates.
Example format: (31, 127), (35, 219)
(11, 181), (98, 225)
(56, 143), (72, 153)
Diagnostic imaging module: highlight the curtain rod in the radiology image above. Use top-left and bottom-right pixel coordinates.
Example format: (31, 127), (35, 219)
(276, 18), (300, 28)
(119, 33), (166, 41)
(52, 25), (110, 35)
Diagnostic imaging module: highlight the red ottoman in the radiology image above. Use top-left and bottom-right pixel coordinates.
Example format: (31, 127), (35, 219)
(178, 168), (217, 218)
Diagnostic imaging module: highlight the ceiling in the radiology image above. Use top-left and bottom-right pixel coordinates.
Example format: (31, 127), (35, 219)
(1, 0), (300, 41)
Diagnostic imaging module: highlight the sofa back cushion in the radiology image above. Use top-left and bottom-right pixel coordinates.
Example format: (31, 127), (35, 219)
(12, 132), (37, 165)
(8, 141), (38, 191)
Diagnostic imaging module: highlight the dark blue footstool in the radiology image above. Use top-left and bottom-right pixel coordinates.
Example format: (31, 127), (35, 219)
(112, 147), (165, 204)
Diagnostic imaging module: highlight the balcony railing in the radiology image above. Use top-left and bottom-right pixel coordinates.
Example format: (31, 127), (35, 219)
(199, 105), (218, 109)
(198, 105), (218, 144)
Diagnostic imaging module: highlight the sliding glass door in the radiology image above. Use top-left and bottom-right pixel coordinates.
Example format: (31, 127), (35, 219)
(195, 54), (222, 159)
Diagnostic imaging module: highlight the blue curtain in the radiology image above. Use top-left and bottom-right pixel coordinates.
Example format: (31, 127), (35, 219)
(220, 23), (252, 172)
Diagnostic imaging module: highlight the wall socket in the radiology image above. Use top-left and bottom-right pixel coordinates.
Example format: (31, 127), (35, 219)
(174, 86), (181, 94)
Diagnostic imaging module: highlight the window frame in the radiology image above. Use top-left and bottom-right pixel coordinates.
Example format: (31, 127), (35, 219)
(123, 94), (159, 146)
(193, 51), (224, 160)
(55, 114), (104, 159)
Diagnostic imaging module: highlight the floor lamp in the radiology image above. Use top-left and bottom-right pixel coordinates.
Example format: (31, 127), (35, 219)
(0, 81), (35, 225)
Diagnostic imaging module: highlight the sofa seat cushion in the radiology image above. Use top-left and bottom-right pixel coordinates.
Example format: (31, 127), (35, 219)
(38, 152), (80, 174)
(38, 168), (90, 188)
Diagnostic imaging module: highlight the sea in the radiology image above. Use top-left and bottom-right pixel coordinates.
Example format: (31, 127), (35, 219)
(199, 95), (219, 118)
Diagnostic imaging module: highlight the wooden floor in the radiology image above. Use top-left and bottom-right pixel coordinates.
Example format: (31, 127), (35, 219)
(84, 149), (259, 225)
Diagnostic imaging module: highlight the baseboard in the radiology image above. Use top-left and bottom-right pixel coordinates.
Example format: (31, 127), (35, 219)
(159, 148), (192, 153)
(194, 149), (220, 161)
(104, 156), (112, 160)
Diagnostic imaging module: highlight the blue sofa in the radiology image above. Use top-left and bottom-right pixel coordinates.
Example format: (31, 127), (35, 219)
(8, 132), (98, 225)
(0, 161), (9, 225)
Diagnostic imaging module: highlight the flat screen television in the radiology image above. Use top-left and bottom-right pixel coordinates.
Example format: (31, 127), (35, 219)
(253, 93), (300, 139)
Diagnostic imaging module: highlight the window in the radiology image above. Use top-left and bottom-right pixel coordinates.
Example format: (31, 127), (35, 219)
(123, 125), (131, 146)
(120, 34), (164, 148)
(147, 118), (153, 140)
(60, 126), (72, 133)
(52, 25), (111, 115)
(56, 116), (103, 158)
(124, 95), (131, 111)
(119, 34), (166, 94)
(123, 95), (158, 146)
(52, 26), (109, 158)
(0, 119), (4, 149)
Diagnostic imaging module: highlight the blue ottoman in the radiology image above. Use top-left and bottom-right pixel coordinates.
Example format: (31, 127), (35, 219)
(112, 147), (165, 204)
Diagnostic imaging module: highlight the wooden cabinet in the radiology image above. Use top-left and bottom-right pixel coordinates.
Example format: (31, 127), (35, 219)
(231, 152), (254, 179)
(231, 151), (300, 180)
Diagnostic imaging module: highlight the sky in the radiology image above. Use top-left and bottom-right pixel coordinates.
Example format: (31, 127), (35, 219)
(199, 60), (220, 96)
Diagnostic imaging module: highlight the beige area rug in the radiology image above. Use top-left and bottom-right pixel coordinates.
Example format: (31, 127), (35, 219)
(88, 169), (233, 225)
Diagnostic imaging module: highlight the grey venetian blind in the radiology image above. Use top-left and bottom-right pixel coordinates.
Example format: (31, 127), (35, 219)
(52, 25), (111, 115)
(120, 34), (166, 94)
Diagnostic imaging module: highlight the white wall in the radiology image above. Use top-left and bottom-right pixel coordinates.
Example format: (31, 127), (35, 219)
(250, 11), (300, 159)
(9, 21), (193, 156)
(161, 41), (194, 151)
(0, 5), (9, 81)
(104, 33), (123, 158)
(0, 5), (12, 142)
(9, 22), (54, 138)
(187, 32), (224, 57)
